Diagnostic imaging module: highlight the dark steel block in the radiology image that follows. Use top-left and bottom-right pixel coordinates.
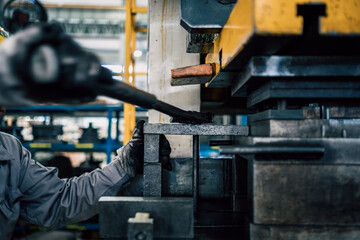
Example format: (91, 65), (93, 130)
(144, 134), (160, 163)
(121, 158), (230, 198)
(180, 0), (235, 34)
(143, 163), (162, 197)
(250, 223), (360, 240)
(162, 158), (230, 198)
(247, 82), (360, 107)
(248, 109), (305, 123)
(99, 197), (194, 239)
(250, 161), (360, 225)
(231, 56), (360, 98)
(250, 119), (360, 138)
(198, 158), (226, 198)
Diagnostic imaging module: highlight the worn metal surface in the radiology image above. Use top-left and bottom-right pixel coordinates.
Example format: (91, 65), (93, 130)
(144, 123), (249, 136)
(128, 213), (154, 240)
(250, 119), (360, 138)
(327, 107), (360, 118)
(231, 138), (360, 227)
(143, 163), (162, 197)
(162, 158), (230, 198)
(180, 0), (235, 34)
(163, 158), (193, 196)
(99, 197), (194, 238)
(120, 158), (231, 198)
(231, 56), (360, 98)
(143, 134), (161, 197)
(144, 134), (160, 163)
(250, 162), (360, 225)
(171, 63), (215, 86)
(248, 109), (307, 123)
(250, 223), (360, 240)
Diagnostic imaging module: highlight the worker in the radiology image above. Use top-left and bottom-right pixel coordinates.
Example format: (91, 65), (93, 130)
(0, 119), (158, 240)
(0, 3), (172, 239)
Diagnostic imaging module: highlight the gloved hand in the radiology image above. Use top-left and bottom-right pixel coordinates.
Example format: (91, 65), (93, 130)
(115, 120), (172, 178)
(116, 120), (145, 178)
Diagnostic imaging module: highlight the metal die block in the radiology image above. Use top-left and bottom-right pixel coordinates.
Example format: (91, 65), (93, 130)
(144, 134), (160, 163)
(247, 108), (321, 123)
(250, 161), (360, 225)
(99, 197), (194, 239)
(250, 119), (360, 138)
(232, 56), (360, 98)
(247, 80), (360, 108)
(250, 223), (360, 240)
(248, 109), (304, 123)
(180, 0), (235, 34)
(143, 163), (162, 197)
(162, 158), (230, 198)
(128, 212), (154, 240)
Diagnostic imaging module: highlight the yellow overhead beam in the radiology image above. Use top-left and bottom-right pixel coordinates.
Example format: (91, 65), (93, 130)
(206, 0), (360, 74)
(255, 0), (360, 35)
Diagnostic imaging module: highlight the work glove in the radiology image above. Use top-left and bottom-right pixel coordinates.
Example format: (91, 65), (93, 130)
(115, 120), (172, 178)
(116, 120), (145, 178)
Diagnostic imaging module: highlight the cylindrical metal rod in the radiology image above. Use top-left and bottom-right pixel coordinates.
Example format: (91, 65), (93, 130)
(193, 135), (199, 213)
(98, 81), (213, 124)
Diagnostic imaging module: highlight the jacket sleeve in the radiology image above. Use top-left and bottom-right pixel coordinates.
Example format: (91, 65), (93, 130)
(17, 143), (130, 228)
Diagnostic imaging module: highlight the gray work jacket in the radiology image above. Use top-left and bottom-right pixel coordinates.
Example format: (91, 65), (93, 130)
(0, 132), (129, 239)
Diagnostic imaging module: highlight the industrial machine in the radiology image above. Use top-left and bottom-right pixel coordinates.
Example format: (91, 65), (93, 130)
(171, 0), (360, 239)
(1, 0), (360, 239)
(100, 0), (360, 239)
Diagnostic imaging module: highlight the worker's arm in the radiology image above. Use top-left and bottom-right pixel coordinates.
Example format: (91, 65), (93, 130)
(16, 143), (129, 228)
(18, 149), (129, 228)
(1, 122), (145, 229)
